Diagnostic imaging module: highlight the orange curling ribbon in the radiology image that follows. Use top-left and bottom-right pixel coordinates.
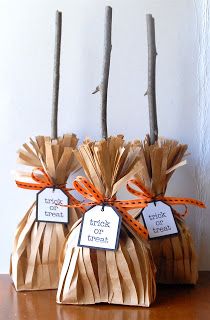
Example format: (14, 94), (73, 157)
(15, 167), (85, 212)
(66, 176), (149, 240)
(126, 179), (206, 217)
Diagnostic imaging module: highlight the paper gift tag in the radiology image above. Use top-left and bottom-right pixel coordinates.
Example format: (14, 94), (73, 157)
(36, 187), (69, 224)
(78, 205), (122, 251)
(141, 201), (178, 239)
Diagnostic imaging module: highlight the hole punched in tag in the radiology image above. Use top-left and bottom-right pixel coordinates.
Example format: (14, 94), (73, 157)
(153, 193), (164, 206)
(101, 202), (106, 212)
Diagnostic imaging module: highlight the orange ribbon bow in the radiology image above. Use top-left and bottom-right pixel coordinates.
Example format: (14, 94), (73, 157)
(67, 176), (149, 240)
(15, 167), (83, 209)
(126, 179), (206, 217)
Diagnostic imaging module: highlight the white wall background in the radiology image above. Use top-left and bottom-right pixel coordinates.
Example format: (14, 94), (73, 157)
(0, 0), (210, 273)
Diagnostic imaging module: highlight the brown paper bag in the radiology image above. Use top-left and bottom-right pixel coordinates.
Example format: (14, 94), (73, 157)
(10, 134), (82, 291)
(57, 136), (156, 306)
(133, 138), (201, 284)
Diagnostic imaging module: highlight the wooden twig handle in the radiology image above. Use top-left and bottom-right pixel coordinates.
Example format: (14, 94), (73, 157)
(93, 6), (112, 139)
(146, 14), (158, 145)
(51, 10), (62, 139)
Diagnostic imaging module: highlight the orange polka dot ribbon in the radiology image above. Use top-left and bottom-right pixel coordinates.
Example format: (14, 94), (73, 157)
(64, 176), (149, 240)
(126, 179), (206, 217)
(15, 167), (85, 211)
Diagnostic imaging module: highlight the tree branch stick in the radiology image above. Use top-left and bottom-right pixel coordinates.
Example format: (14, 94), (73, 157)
(93, 6), (112, 139)
(51, 10), (62, 139)
(146, 14), (158, 144)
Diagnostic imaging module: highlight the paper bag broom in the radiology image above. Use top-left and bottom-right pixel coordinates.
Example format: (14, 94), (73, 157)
(10, 11), (82, 291)
(128, 14), (205, 284)
(57, 7), (156, 306)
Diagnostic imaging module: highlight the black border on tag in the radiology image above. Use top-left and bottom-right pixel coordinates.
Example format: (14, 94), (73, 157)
(36, 187), (70, 224)
(141, 200), (179, 240)
(78, 204), (122, 251)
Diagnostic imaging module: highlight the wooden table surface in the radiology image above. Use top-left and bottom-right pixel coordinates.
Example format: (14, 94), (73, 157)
(1, 272), (210, 320)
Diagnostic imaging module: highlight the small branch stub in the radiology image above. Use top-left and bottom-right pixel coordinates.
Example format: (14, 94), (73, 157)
(51, 10), (62, 139)
(92, 86), (100, 94)
(93, 6), (112, 139)
(146, 14), (158, 145)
